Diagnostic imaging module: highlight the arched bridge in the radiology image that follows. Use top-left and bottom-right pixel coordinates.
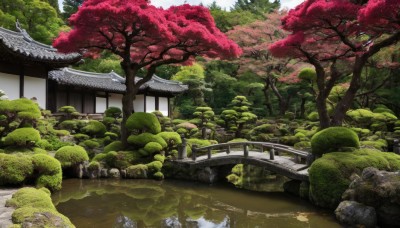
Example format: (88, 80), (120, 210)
(173, 141), (314, 181)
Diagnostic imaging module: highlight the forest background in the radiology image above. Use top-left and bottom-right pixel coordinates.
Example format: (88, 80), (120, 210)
(1, 0), (399, 120)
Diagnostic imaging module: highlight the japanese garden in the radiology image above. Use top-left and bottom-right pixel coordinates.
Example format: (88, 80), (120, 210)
(0, 0), (400, 227)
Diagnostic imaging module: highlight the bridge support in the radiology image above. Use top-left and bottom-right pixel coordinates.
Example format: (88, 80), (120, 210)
(192, 145), (197, 161)
(244, 144), (248, 157)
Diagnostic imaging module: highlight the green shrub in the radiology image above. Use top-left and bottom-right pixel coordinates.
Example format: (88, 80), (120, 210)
(58, 106), (77, 114)
(360, 139), (388, 151)
(144, 142), (163, 154)
(311, 127), (359, 156)
(82, 140), (100, 149)
(92, 153), (107, 162)
(35, 139), (53, 151)
(153, 171), (164, 180)
(88, 161), (100, 171)
(102, 117), (116, 126)
(4, 128), (41, 147)
(52, 129), (70, 136)
(103, 151), (139, 169)
(0, 153), (33, 185)
(126, 112), (161, 134)
(104, 141), (124, 153)
(228, 138), (248, 143)
(104, 132), (118, 139)
(294, 141), (311, 150)
(6, 187), (74, 227)
(82, 121), (107, 137)
(146, 161), (163, 173)
(157, 132), (182, 146)
(127, 133), (167, 148)
(307, 112), (319, 121)
(309, 149), (400, 208)
(126, 164), (148, 178)
(154, 154), (165, 163)
(373, 107), (395, 115)
(0, 98), (41, 121)
(104, 107), (122, 118)
(59, 120), (79, 131)
(32, 154), (62, 191)
(73, 133), (90, 142)
(54, 145), (89, 168)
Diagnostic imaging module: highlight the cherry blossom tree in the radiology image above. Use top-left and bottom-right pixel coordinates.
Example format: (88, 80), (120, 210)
(54, 0), (242, 145)
(269, 0), (400, 128)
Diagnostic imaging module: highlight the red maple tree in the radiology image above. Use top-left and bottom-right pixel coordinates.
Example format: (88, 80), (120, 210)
(269, 0), (400, 128)
(227, 11), (304, 116)
(54, 0), (242, 144)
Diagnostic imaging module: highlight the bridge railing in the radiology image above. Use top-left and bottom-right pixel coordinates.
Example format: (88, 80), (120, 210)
(183, 141), (313, 165)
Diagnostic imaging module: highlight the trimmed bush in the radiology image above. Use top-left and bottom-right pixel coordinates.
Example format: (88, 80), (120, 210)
(104, 107), (122, 118)
(0, 153), (33, 185)
(54, 145), (89, 168)
(73, 133), (90, 142)
(154, 154), (165, 163)
(58, 106), (77, 114)
(104, 141), (124, 153)
(307, 112), (319, 121)
(59, 120), (79, 131)
(82, 140), (100, 149)
(157, 132), (182, 146)
(360, 139), (388, 151)
(6, 187), (74, 227)
(4, 128), (41, 147)
(82, 121), (107, 137)
(311, 127), (359, 156)
(309, 149), (400, 208)
(146, 161), (163, 173)
(126, 112), (161, 134)
(35, 139), (53, 151)
(127, 133), (167, 148)
(104, 132), (118, 139)
(32, 154), (62, 191)
(144, 142), (163, 154)
(153, 171), (164, 180)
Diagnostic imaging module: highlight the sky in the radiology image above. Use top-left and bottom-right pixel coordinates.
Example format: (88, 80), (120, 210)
(57, 0), (303, 11)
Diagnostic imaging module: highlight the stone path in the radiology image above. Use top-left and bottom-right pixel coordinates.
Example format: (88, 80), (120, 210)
(0, 189), (18, 228)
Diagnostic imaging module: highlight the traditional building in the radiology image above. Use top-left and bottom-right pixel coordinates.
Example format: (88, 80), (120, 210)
(0, 23), (187, 116)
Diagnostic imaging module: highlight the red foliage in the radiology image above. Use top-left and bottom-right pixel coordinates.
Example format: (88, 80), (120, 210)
(53, 0), (241, 67)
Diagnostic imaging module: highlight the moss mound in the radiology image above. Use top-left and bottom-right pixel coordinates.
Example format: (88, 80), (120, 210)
(104, 141), (124, 153)
(311, 127), (359, 156)
(6, 187), (75, 227)
(104, 107), (122, 118)
(82, 121), (107, 137)
(127, 133), (167, 148)
(4, 128), (41, 147)
(54, 145), (89, 168)
(126, 112), (161, 134)
(31, 154), (63, 191)
(309, 149), (400, 208)
(0, 153), (33, 185)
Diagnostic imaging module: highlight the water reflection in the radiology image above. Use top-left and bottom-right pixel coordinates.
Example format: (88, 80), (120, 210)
(53, 179), (340, 228)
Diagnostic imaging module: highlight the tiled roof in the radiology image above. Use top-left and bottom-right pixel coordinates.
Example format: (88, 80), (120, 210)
(49, 68), (188, 95)
(0, 23), (81, 66)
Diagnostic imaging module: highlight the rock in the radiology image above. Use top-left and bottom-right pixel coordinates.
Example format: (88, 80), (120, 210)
(120, 170), (127, 178)
(108, 168), (120, 178)
(335, 201), (377, 228)
(197, 167), (218, 184)
(341, 167), (400, 227)
(73, 164), (83, 179)
(21, 212), (69, 228)
(126, 164), (148, 179)
(88, 169), (100, 179)
(100, 168), (108, 178)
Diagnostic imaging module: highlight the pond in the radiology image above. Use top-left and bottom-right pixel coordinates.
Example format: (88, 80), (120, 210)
(53, 179), (340, 228)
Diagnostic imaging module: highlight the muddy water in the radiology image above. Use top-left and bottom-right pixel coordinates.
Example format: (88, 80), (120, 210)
(53, 179), (340, 228)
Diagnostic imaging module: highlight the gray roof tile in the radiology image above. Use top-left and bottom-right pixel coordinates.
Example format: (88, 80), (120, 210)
(49, 68), (188, 95)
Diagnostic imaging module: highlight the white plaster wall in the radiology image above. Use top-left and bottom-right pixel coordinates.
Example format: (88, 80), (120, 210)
(109, 93), (123, 110)
(0, 73), (19, 100)
(24, 76), (46, 109)
(133, 94), (145, 112)
(159, 97), (169, 116)
(146, 96), (156, 113)
(96, 97), (107, 113)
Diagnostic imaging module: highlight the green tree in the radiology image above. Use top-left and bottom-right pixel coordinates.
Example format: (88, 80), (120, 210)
(62, 0), (84, 21)
(233, 0), (280, 18)
(0, 0), (65, 44)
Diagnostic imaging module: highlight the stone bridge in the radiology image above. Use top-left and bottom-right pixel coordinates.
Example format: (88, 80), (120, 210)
(173, 141), (313, 181)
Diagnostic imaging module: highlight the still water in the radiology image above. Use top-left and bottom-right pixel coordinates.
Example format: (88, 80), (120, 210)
(53, 179), (340, 228)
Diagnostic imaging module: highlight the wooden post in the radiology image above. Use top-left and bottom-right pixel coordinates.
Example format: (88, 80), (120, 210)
(226, 146), (231, 154)
(294, 155), (300, 163)
(269, 147), (275, 160)
(192, 145), (197, 161)
(260, 145), (264, 153)
(244, 143), (248, 157)
(306, 153), (315, 166)
(207, 148), (212, 159)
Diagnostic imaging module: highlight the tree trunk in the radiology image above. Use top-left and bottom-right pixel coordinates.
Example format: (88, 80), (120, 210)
(331, 57), (365, 126)
(300, 97), (306, 119)
(269, 77), (288, 115)
(263, 79), (274, 116)
(121, 65), (137, 148)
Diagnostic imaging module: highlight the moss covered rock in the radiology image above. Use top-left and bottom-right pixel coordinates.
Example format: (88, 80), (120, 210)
(126, 164), (148, 179)
(311, 127), (360, 156)
(31, 154), (62, 191)
(126, 112), (161, 134)
(82, 121), (107, 137)
(54, 145), (89, 168)
(4, 128), (41, 147)
(6, 187), (74, 227)
(104, 107), (122, 118)
(144, 142), (163, 154)
(309, 149), (400, 208)
(127, 133), (167, 148)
